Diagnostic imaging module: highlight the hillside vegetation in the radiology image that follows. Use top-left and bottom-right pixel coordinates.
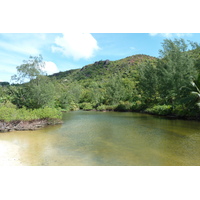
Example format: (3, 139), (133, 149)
(1, 38), (200, 122)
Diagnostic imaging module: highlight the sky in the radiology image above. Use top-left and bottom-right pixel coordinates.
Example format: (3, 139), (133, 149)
(1, 1), (200, 198)
(1, 33), (200, 83)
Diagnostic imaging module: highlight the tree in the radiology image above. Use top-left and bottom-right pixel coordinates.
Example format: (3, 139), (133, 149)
(25, 76), (56, 109)
(11, 55), (45, 84)
(190, 74), (200, 108)
(0, 82), (9, 86)
(104, 74), (126, 105)
(157, 38), (197, 106)
(138, 60), (158, 105)
(10, 55), (57, 109)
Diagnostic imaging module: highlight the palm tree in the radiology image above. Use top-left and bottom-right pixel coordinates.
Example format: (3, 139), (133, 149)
(178, 74), (200, 111)
(190, 74), (200, 108)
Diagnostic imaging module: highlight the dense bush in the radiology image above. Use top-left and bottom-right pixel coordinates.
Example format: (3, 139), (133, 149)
(96, 104), (106, 111)
(96, 104), (117, 111)
(65, 101), (79, 111)
(172, 105), (200, 118)
(80, 102), (93, 110)
(105, 105), (117, 111)
(2, 38), (200, 121)
(131, 101), (146, 111)
(0, 104), (62, 122)
(114, 101), (132, 112)
(31, 107), (62, 120)
(172, 105), (188, 117)
(145, 105), (172, 116)
(0, 101), (17, 109)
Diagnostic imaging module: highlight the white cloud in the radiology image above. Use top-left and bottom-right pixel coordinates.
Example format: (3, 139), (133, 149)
(43, 61), (59, 75)
(52, 33), (100, 60)
(149, 33), (192, 38)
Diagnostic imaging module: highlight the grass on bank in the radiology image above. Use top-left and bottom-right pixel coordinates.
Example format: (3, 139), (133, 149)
(0, 102), (62, 122)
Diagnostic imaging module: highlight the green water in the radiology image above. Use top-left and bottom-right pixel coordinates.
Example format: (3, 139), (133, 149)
(0, 111), (200, 166)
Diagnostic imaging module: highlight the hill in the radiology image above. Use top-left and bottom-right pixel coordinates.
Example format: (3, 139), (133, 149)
(49, 54), (157, 82)
(3, 38), (200, 120)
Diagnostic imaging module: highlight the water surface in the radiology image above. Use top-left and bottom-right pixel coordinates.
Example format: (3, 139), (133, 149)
(0, 111), (200, 166)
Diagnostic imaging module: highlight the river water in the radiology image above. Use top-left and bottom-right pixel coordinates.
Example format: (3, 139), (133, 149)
(0, 111), (200, 166)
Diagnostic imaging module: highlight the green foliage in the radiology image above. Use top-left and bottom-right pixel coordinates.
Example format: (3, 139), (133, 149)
(157, 39), (197, 105)
(96, 104), (106, 111)
(104, 105), (117, 111)
(138, 60), (158, 104)
(10, 76), (56, 109)
(11, 55), (45, 84)
(145, 105), (173, 116)
(172, 104), (200, 118)
(0, 86), (12, 104)
(114, 101), (132, 112)
(2, 38), (200, 121)
(0, 104), (62, 122)
(131, 100), (146, 111)
(96, 104), (117, 111)
(31, 107), (62, 120)
(67, 101), (79, 111)
(0, 82), (9, 86)
(9, 55), (57, 109)
(104, 74), (128, 105)
(190, 74), (200, 107)
(0, 101), (17, 109)
(172, 105), (189, 117)
(80, 102), (93, 110)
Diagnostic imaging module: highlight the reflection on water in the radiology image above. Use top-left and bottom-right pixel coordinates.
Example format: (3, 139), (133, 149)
(0, 111), (200, 166)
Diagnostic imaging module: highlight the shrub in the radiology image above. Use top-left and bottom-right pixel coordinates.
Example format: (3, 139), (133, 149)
(114, 101), (132, 111)
(104, 105), (117, 111)
(96, 104), (106, 111)
(0, 106), (62, 122)
(131, 100), (146, 111)
(145, 105), (172, 116)
(172, 105), (188, 117)
(80, 102), (93, 110)
(31, 107), (62, 120)
(69, 101), (79, 111)
(96, 104), (117, 111)
(173, 105), (200, 118)
(0, 101), (17, 109)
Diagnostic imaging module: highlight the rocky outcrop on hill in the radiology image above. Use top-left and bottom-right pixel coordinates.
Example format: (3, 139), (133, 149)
(81, 60), (110, 71)
(94, 60), (110, 65)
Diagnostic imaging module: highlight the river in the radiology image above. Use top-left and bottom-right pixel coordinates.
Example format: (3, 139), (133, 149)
(0, 111), (200, 166)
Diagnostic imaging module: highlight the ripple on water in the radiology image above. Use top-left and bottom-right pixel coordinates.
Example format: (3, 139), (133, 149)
(1, 111), (200, 166)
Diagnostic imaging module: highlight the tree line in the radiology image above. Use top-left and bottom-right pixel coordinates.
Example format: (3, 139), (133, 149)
(1, 38), (200, 121)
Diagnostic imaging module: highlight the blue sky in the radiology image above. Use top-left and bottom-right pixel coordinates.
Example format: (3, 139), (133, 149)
(0, 33), (199, 82)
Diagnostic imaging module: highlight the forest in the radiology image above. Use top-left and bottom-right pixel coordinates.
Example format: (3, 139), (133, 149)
(1, 38), (200, 123)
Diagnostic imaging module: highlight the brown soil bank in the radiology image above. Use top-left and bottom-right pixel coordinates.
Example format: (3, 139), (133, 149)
(0, 119), (63, 132)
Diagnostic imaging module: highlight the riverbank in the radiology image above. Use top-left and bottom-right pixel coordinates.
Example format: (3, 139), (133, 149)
(0, 104), (63, 132)
(0, 118), (62, 132)
(69, 101), (200, 121)
(82, 107), (200, 121)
